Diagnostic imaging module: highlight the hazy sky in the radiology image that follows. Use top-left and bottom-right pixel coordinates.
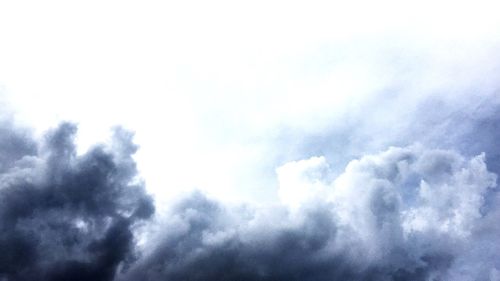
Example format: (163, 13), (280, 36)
(1, 1), (500, 280)
(2, 0), (500, 203)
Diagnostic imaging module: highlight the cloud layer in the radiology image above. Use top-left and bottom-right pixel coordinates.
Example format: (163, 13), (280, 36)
(120, 145), (499, 281)
(1, 114), (499, 281)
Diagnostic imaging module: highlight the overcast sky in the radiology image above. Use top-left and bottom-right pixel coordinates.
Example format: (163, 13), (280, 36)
(1, 0), (500, 203)
(1, 1), (500, 280)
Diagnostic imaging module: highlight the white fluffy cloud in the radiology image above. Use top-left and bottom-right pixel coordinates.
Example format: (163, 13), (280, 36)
(273, 145), (499, 279)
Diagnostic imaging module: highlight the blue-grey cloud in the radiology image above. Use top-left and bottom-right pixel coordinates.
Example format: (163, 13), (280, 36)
(120, 145), (499, 281)
(0, 122), (154, 281)
(1, 94), (500, 281)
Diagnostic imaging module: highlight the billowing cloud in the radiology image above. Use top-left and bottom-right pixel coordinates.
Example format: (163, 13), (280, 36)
(1, 119), (499, 281)
(0, 122), (154, 281)
(119, 145), (498, 281)
(1, 1), (500, 280)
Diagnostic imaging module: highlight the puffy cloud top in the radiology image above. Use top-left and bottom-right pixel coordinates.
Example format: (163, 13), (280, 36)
(123, 146), (499, 281)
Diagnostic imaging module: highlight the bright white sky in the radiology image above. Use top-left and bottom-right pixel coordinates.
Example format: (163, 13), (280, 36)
(1, 0), (499, 205)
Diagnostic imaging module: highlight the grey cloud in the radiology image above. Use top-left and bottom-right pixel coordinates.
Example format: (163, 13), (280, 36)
(120, 145), (498, 281)
(0, 122), (154, 281)
(0, 120), (36, 174)
(1, 114), (499, 280)
(122, 195), (361, 281)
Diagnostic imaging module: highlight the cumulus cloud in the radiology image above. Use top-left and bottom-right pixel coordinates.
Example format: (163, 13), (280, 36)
(118, 145), (499, 281)
(1, 112), (499, 281)
(0, 122), (154, 281)
(1, 118), (499, 281)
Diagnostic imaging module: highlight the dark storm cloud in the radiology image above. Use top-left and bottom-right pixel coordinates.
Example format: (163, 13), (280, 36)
(121, 193), (361, 281)
(0, 122), (154, 281)
(119, 195), (450, 281)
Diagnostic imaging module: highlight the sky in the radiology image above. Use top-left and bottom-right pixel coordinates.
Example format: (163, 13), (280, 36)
(1, 1), (500, 280)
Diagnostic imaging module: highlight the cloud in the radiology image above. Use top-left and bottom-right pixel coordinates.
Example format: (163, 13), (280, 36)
(0, 1), (500, 280)
(269, 91), (500, 190)
(120, 145), (499, 281)
(0, 116), (499, 281)
(2, 87), (500, 281)
(0, 122), (154, 281)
